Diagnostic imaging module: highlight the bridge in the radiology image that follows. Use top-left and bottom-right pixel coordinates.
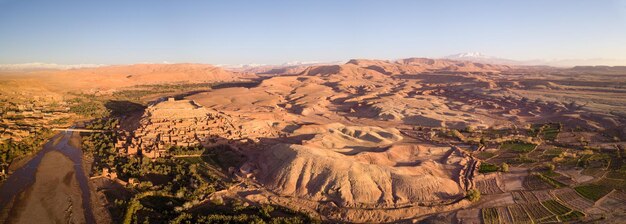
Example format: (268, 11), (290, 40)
(52, 128), (110, 133)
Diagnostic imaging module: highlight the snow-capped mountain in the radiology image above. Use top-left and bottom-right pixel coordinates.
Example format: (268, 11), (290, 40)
(443, 52), (626, 67)
(443, 52), (521, 65)
(446, 52), (493, 59)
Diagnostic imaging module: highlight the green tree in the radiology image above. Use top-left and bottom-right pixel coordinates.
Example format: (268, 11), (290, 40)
(466, 189), (481, 202)
(479, 138), (487, 146)
(501, 162), (509, 172)
(545, 163), (556, 172)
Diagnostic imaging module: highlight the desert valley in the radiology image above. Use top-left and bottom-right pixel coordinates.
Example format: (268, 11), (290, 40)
(0, 58), (625, 223)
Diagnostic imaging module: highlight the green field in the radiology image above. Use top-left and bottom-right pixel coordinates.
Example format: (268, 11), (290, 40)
(202, 144), (247, 170)
(543, 147), (564, 158)
(606, 170), (626, 180)
(574, 184), (613, 201)
(500, 141), (537, 153)
(528, 123), (560, 141)
(597, 178), (626, 190)
(578, 154), (611, 169)
(541, 200), (571, 215)
(559, 210), (585, 222)
(482, 208), (499, 224)
(524, 174), (555, 190)
(476, 151), (496, 160)
(479, 162), (500, 173)
(528, 123), (543, 137)
(508, 154), (537, 164)
(541, 123), (561, 141)
(542, 170), (559, 177)
(536, 173), (566, 188)
(177, 156), (204, 164)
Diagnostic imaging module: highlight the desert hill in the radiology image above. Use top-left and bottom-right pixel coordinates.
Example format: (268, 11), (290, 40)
(2, 57), (626, 223)
(228, 63), (333, 75)
(187, 58), (625, 133)
(256, 123), (465, 207)
(1, 63), (253, 93)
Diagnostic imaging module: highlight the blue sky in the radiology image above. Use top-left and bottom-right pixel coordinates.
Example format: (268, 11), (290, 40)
(1, 0), (625, 65)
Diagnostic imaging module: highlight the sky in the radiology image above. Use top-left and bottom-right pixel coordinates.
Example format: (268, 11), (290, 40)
(1, 0), (626, 65)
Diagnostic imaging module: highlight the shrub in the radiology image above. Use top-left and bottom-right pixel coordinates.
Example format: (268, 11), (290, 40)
(501, 163), (509, 172)
(544, 163), (556, 172)
(467, 189), (481, 202)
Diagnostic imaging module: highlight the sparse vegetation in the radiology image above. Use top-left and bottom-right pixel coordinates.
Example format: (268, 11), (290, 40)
(68, 97), (109, 118)
(450, 129), (466, 142)
(170, 200), (317, 224)
(201, 144), (247, 171)
(476, 151), (496, 160)
(508, 154), (536, 164)
(1, 45), (625, 224)
(0, 128), (54, 178)
(539, 123), (561, 141)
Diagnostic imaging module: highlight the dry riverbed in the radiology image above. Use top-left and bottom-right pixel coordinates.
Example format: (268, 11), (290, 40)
(5, 151), (85, 223)
(0, 132), (111, 224)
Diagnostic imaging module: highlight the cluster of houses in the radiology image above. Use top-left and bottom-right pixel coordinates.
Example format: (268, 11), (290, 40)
(115, 98), (245, 158)
(0, 96), (71, 142)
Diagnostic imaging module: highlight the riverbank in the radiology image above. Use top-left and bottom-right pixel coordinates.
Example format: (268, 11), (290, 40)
(0, 131), (112, 224)
(5, 134), (63, 173)
(4, 151), (85, 223)
(70, 131), (112, 224)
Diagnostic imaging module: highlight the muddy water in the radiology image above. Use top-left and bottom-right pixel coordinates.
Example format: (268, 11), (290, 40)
(0, 132), (95, 224)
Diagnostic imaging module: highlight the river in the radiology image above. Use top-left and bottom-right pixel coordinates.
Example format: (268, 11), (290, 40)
(0, 131), (96, 224)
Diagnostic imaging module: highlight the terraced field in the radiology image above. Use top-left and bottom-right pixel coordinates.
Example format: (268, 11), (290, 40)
(552, 188), (594, 211)
(523, 175), (554, 190)
(574, 184), (613, 201)
(482, 207), (499, 224)
(521, 202), (554, 220)
(476, 178), (504, 194)
(512, 191), (539, 203)
(559, 211), (585, 222)
(497, 206), (515, 224)
(535, 173), (567, 188)
(531, 190), (554, 202)
(541, 200), (572, 216)
(507, 205), (533, 224)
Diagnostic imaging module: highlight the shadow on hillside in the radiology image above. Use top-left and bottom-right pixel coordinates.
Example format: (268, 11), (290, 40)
(105, 100), (146, 117)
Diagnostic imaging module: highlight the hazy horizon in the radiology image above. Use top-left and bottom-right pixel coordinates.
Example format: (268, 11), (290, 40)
(2, 2), (626, 223)
(1, 0), (626, 65)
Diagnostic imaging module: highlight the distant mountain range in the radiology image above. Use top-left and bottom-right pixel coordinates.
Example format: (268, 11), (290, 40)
(443, 52), (626, 67)
(444, 52), (521, 65)
(0, 63), (105, 71)
(1, 53), (624, 71)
